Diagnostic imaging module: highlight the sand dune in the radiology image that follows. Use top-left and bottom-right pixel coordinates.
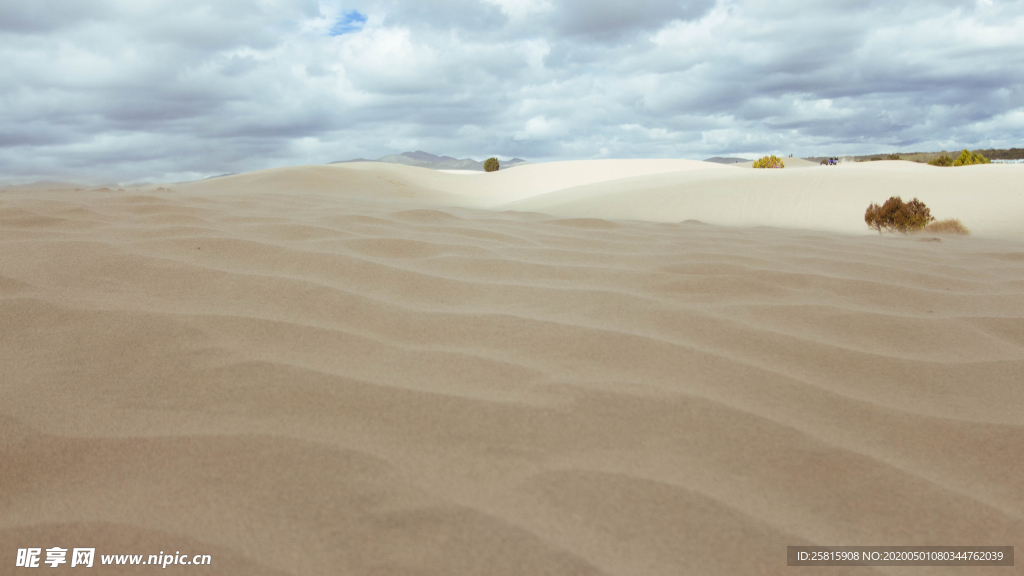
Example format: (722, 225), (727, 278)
(178, 159), (730, 206)
(504, 161), (1024, 237)
(173, 159), (1024, 238)
(2, 161), (1023, 575)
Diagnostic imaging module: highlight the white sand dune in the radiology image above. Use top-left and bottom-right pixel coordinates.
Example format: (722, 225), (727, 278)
(179, 159), (730, 206)
(175, 159), (1024, 238)
(2, 160), (1023, 575)
(503, 161), (1024, 237)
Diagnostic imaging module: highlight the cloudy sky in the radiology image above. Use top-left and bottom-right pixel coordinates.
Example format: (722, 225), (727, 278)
(2, 0), (1024, 183)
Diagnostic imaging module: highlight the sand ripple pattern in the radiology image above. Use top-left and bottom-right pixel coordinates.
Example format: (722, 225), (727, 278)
(2, 190), (1023, 575)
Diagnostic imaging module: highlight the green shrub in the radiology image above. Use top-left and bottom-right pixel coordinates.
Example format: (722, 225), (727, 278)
(752, 155), (785, 169)
(886, 154), (902, 160)
(923, 218), (970, 235)
(928, 155), (954, 167)
(952, 149), (991, 166)
(865, 196), (934, 233)
(484, 157), (499, 172)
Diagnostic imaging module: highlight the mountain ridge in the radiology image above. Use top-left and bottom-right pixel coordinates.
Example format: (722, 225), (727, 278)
(330, 150), (529, 171)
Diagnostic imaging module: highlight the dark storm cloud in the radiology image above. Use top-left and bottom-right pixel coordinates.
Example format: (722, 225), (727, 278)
(1, 0), (1023, 184)
(0, 1), (112, 34)
(548, 0), (716, 40)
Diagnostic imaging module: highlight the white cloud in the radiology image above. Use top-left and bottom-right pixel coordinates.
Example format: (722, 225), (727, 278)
(1, 0), (1023, 184)
(515, 116), (567, 140)
(480, 0), (553, 20)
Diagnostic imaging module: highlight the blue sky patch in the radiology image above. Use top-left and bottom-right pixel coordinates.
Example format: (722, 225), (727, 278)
(329, 11), (367, 36)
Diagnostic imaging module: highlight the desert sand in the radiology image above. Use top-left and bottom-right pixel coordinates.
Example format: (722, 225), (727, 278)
(2, 159), (1023, 575)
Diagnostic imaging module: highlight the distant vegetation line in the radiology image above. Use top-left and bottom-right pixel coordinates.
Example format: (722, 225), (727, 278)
(805, 147), (1024, 163)
(970, 148), (1024, 160)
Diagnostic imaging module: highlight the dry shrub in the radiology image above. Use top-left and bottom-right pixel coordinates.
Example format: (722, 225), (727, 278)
(923, 218), (970, 235)
(865, 196), (934, 233)
(484, 157), (499, 172)
(753, 155), (785, 169)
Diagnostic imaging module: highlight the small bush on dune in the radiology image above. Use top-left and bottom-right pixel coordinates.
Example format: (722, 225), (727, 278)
(886, 154), (902, 160)
(864, 196), (934, 233)
(953, 149), (991, 166)
(927, 149), (991, 167)
(484, 157), (499, 172)
(753, 155), (785, 169)
(923, 218), (970, 235)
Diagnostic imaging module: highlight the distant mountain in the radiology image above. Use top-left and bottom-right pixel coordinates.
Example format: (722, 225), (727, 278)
(704, 157), (752, 164)
(330, 150), (529, 171)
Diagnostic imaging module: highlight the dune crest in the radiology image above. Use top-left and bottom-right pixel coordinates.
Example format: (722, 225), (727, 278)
(169, 160), (1024, 238)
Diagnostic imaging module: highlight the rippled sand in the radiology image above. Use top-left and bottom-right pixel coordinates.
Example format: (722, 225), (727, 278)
(2, 165), (1023, 575)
